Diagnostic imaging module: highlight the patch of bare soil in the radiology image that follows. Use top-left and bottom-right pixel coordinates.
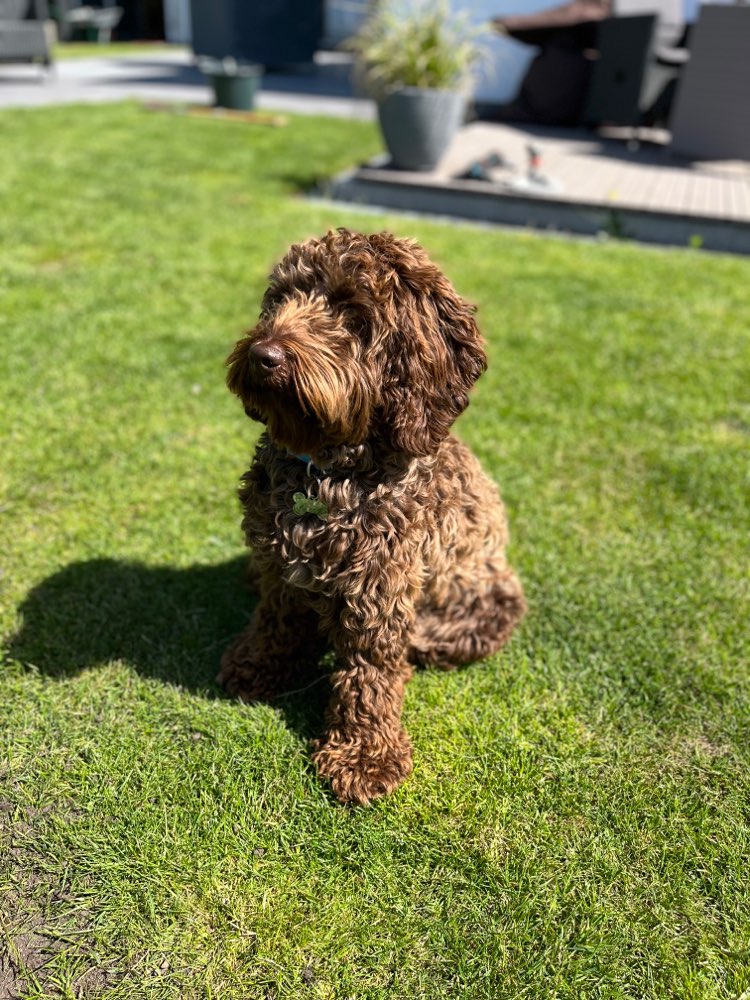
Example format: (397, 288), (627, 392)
(0, 798), (118, 998)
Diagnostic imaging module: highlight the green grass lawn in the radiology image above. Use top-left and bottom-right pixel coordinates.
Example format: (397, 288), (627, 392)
(1, 102), (749, 1000)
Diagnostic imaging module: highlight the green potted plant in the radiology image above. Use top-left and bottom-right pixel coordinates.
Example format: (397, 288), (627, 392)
(345, 0), (485, 171)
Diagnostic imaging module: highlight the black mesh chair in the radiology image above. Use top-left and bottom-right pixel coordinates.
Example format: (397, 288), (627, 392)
(583, 13), (687, 128)
(583, 14), (657, 126)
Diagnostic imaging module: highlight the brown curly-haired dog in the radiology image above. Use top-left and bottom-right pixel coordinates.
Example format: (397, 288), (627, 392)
(220, 229), (525, 804)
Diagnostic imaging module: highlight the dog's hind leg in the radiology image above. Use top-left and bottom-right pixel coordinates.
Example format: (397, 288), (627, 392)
(409, 569), (526, 670)
(218, 578), (325, 702)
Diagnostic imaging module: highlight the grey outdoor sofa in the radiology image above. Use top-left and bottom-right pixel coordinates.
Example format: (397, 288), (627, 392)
(0, 0), (53, 66)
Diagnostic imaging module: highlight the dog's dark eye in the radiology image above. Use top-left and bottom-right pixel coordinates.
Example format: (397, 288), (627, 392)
(260, 295), (281, 318)
(261, 278), (297, 315)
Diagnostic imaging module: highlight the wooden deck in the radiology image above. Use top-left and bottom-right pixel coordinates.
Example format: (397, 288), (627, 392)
(330, 121), (750, 253)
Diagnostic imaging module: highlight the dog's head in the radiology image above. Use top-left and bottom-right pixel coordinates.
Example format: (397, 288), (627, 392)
(226, 229), (487, 458)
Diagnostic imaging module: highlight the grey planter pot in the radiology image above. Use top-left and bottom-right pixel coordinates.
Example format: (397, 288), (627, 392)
(377, 87), (466, 171)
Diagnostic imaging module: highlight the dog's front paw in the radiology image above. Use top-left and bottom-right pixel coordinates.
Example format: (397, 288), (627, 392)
(312, 730), (413, 805)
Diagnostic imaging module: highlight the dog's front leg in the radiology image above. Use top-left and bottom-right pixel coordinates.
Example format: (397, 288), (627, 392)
(313, 649), (414, 806)
(218, 577), (324, 702)
(312, 560), (419, 805)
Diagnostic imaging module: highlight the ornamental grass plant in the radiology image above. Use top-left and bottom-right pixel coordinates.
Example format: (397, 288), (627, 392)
(345, 0), (485, 96)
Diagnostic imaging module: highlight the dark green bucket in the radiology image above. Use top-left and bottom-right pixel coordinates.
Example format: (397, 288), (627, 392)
(199, 59), (263, 111)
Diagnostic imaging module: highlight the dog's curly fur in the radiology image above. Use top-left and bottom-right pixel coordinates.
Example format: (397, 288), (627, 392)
(220, 229), (525, 804)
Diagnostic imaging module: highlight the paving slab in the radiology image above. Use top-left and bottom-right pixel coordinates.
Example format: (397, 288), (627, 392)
(0, 49), (374, 119)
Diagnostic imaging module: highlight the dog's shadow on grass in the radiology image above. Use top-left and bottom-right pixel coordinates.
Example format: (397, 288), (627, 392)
(7, 557), (330, 742)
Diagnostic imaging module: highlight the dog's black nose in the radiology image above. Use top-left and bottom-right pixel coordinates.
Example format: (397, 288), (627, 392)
(249, 341), (285, 372)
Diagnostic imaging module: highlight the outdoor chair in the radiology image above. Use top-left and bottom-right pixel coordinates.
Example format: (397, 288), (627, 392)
(64, 4), (122, 44)
(582, 12), (687, 128)
(0, 0), (53, 66)
(610, 0), (688, 126)
(582, 14), (657, 127)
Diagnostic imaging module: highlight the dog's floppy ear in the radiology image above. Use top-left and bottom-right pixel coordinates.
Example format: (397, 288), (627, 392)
(374, 239), (487, 457)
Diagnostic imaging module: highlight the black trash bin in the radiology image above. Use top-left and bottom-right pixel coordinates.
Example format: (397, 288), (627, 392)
(190, 0), (324, 66)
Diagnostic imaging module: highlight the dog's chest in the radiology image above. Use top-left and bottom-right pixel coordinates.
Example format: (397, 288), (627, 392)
(243, 459), (366, 594)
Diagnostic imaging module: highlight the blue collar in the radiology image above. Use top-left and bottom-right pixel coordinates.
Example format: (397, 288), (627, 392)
(289, 451), (326, 474)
